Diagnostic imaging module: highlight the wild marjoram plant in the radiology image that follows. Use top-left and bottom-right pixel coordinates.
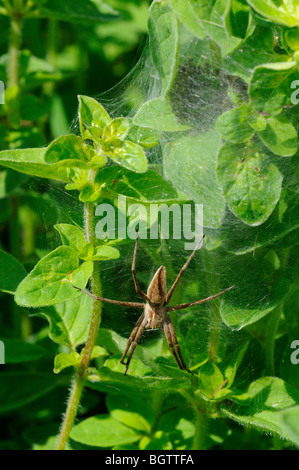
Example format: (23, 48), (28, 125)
(1, 0), (299, 451)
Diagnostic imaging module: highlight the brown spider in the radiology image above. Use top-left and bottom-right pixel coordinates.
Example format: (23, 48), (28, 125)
(74, 232), (235, 374)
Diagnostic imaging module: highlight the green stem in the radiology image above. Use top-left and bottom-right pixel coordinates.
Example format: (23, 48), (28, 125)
(55, 374), (85, 450)
(192, 407), (208, 450)
(7, 8), (23, 88)
(56, 173), (102, 450)
(43, 19), (57, 97)
(264, 305), (282, 376)
(181, 390), (208, 450)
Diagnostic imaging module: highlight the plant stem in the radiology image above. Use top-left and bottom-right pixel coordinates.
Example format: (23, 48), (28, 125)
(7, 7), (23, 88)
(56, 176), (102, 450)
(181, 390), (208, 450)
(55, 374), (85, 450)
(192, 407), (208, 450)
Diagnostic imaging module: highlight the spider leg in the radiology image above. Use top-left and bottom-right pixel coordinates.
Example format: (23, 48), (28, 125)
(166, 285), (235, 312)
(120, 314), (147, 375)
(73, 286), (145, 308)
(166, 235), (205, 304)
(163, 316), (192, 373)
(131, 229), (151, 303)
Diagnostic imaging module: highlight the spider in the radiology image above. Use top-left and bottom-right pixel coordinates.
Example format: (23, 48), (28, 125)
(74, 232), (235, 375)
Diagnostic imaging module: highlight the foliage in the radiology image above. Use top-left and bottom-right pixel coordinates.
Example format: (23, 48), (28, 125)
(0, 0), (299, 451)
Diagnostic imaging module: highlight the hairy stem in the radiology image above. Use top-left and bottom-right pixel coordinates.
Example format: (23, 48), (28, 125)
(56, 173), (102, 450)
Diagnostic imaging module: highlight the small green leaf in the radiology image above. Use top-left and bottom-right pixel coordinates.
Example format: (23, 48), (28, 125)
(0, 249), (27, 294)
(78, 95), (111, 140)
(247, 0), (299, 27)
(217, 142), (282, 226)
(216, 103), (255, 143)
(133, 97), (191, 132)
(225, 0), (251, 39)
(249, 61), (298, 114)
(15, 246), (93, 308)
(127, 123), (159, 149)
(70, 415), (140, 447)
(198, 362), (226, 399)
(110, 140), (148, 173)
(189, 0), (242, 56)
(170, 0), (205, 38)
(106, 394), (152, 433)
(257, 114), (298, 157)
(91, 346), (108, 360)
(221, 341), (249, 387)
(44, 134), (97, 164)
(39, 292), (93, 348)
(148, 0), (179, 94)
(94, 166), (183, 204)
(102, 117), (130, 144)
(91, 246), (120, 261)
(54, 351), (81, 374)
(55, 224), (86, 252)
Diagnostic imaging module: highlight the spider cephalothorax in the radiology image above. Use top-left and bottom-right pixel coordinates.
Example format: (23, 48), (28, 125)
(74, 233), (235, 374)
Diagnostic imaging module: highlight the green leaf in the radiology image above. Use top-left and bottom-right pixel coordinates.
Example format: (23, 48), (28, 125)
(0, 249), (27, 294)
(207, 187), (299, 255)
(54, 351), (81, 374)
(170, 0), (205, 38)
(15, 246), (93, 308)
(198, 362), (226, 398)
(44, 134), (98, 164)
(220, 275), (290, 329)
(224, 0), (251, 39)
(164, 131), (226, 228)
(1, 339), (46, 363)
(222, 377), (299, 441)
(257, 114), (298, 157)
(221, 341), (249, 386)
(78, 95), (111, 140)
(70, 415), (141, 447)
(223, 26), (277, 83)
(249, 61), (298, 114)
(37, 0), (119, 23)
(55, 224), (86, 252)
(102, 117), (130, 144)
(148, 0), (179, 94)
(247, 0), (299, 27)
(110, 140), (148, 173)
(94, 166), (184, 204)
(217, 142), (282, 226)
(0, 372), (57, 414)
(133, 97), (191, 132)
(127, 123), (159, 149)
(278, 405), (299, 447)
(216, 103), (255, 143)
(0, 147), (74, 183)
(189, 0), (242, 56)
(39, 292), (93, 348)
(90, 245), (120, 261)
(106, 394), (152, 433)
